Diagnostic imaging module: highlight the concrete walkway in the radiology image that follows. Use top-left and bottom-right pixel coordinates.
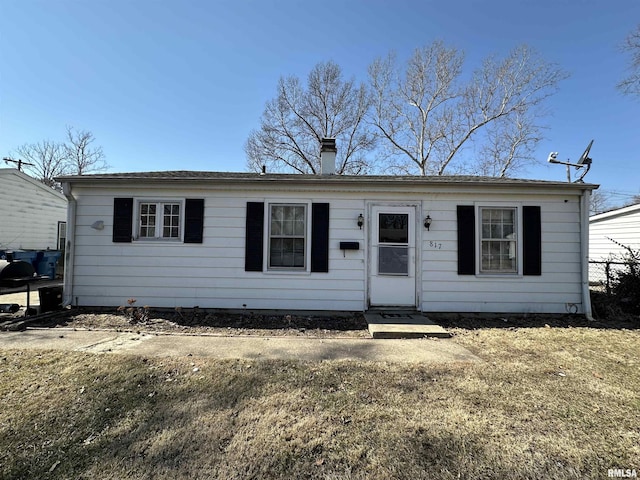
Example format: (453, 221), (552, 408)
(0, 328), (481, 364)
(0, 290), (40, 307)
(365, 311), (450, 339)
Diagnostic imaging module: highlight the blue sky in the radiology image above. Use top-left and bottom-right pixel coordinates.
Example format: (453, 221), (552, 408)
(1, 0), (639, 205)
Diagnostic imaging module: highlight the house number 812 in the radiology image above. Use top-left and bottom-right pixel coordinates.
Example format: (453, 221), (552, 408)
(429, 241), (443, 250)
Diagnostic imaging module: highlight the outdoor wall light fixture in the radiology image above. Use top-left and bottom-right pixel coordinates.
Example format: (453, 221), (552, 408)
(424, 215), (432, 231)
(357, 213), (364, 229)
(91, 220), (105, 231)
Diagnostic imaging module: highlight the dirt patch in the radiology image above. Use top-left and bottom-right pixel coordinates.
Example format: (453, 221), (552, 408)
(13, 306), (639, 337)
(44, 308), (370, 338)
(429, 312), (639, 330)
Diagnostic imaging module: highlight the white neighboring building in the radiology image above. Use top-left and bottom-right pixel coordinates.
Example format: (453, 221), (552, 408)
(57, 146), (597, 316)
(0, 168), (67, 251)
(589, 203), (640, 261)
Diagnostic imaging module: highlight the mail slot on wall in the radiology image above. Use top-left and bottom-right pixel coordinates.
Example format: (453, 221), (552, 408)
(339, 241), (360, 250)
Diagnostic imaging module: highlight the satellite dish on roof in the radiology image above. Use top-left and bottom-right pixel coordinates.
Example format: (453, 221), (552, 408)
(577, 139), (594, 166)
(547, 139), (594, 182)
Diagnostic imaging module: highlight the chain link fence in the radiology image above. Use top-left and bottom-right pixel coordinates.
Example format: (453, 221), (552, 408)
(589, 260), (631, 295)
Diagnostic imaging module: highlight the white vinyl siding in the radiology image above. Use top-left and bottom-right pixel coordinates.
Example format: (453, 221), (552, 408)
(69, 190), (365, 310)
(589, 205), (640, 261)
(65, 182), (587, 314)
(0, 169), (67, 251)
(421, 195), (582, 313)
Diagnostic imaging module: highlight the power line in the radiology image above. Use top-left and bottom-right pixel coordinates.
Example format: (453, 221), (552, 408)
(599, 189), (640, 199)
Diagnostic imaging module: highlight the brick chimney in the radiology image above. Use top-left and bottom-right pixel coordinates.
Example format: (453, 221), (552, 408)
(320, 138), (337, 175)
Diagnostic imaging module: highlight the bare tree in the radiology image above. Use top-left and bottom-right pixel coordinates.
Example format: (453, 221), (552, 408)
(622, 194), (640, 207)
(9, 127), (108, 189)
(368, 42), (567, 176)
(474, 110), (543, 177)
(368, 43), (464, 175)
(590, 190), (612, 215)
(14, 140), (70, 188)
(618, 24), (640, 97)
(64, 126), (109, 174)
(246, 61), (376, 174)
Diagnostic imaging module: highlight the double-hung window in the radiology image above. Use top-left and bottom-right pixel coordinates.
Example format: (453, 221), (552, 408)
(458, 204), (540, 277)
(480, 207), (517, 273)
(138, 201), (182, 240)
(268, 204), (306, 269)
(57, 221), (67, 250)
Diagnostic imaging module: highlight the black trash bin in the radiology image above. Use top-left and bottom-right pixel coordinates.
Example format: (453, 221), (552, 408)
(39, 286), (63, 313)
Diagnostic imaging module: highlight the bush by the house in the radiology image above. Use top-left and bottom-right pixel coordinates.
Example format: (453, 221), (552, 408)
(611, 250), (640, 315)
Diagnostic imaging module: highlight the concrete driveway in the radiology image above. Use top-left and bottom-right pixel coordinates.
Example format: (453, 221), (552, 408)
(0, 290), (39, 307)
(0, 328), (481, 363)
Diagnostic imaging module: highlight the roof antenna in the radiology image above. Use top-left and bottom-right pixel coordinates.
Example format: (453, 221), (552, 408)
(3, 157), (35, 172)
(547, 140), (594, 183)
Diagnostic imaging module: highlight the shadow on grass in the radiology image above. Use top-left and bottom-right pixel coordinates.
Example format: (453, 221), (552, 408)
(1, 354), (290, 479)
(2, 351), (631, 479)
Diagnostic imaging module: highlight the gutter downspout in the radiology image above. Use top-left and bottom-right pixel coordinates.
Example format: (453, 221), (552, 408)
(61, 182), (76, 307)
(580, 189), (594, 320)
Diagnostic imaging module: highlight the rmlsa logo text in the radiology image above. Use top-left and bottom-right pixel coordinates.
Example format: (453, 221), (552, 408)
(608, 469), (638, 478)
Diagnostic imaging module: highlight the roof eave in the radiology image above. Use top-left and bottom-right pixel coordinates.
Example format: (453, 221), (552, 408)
(56, 173), (599, 191)
(590, 202), (640, 221)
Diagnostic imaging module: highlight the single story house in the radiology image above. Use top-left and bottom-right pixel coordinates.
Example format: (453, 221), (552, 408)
(57, 143), (597, 316)
(589, 203), (640, 261)
(0, 168), (67, 251)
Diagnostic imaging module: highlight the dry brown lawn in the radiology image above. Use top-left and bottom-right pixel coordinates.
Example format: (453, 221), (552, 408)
(0, 325), (638, 479)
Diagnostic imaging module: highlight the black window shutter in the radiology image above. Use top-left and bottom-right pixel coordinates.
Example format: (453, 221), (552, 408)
(245, 202), (264, 271)
(311, 203), (330, 273)
(184, 199), (205, 244)
(523, 206), (542, 276)
(457, 205), (475, 275)
(113, 198), (133, 243)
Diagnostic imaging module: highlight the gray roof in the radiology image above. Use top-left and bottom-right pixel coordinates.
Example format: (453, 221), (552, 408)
(56, 170), (598, 190)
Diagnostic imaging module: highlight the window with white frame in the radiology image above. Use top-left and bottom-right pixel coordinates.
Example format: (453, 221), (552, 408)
(480, 207), (517, 273)
(137, 201), (181, 240)
(268, 204), (306, 269)
(57, 221), (67, 250)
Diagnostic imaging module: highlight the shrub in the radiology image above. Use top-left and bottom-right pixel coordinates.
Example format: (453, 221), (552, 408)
(611, 254), (640, 315)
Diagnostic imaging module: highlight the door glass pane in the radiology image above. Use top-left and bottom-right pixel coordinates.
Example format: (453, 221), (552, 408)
(378, 246), (409, 275)
(379, 214), (408, 243)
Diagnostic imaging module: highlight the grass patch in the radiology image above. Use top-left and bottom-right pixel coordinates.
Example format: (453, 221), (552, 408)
(1, 327), (639, 479)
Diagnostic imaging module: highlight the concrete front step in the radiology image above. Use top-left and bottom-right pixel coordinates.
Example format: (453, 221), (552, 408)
(364, 311), (450, 339)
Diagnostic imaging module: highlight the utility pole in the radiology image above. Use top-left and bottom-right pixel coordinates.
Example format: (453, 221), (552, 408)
(3, 157), (34, 171)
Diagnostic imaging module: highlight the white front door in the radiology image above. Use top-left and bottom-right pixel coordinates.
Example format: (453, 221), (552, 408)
(369, 205), (417, 307)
